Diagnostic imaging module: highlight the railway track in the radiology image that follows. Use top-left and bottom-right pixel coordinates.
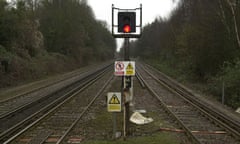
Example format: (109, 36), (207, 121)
(137, 62), (240, 144)
(1, 60), (239, 143)
(0, 62), (109, 108)
(0, 62), (111, 119)
(0, 62), (112, 143)
(4, 68), (113, 144)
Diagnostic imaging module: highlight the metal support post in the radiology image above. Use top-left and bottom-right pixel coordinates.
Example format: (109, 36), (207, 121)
(123, 38), (130, 139)
(111, 4), (142, 140)
(112, 113), (117, 139)
(124, 38), (130, 61)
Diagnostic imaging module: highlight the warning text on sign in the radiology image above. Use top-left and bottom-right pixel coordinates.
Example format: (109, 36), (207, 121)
(107, 92), (122, 112)
(114, 61), (135, 76)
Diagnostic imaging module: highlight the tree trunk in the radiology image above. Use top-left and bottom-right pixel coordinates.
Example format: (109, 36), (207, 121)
(226, 0), (240, 48)
(218, 0), (231, 36)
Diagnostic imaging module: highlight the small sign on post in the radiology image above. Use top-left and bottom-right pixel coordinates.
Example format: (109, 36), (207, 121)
(126, 63), (134, 75)
(107, 92), (122, 112)
(114, 61), (135, 76)
(107, 92), (122, 139)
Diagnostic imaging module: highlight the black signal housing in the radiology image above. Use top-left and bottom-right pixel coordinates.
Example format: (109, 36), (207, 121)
(118, 12), (136, 33)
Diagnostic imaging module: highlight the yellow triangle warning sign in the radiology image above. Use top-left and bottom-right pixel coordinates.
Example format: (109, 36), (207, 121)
(126, 62), (134, 75)
(126, 63), (133, 70)
(109, 94), (120, 104)
(107, 92), (121, 112)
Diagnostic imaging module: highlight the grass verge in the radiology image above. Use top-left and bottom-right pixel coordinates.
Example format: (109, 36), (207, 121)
(82, 132), (179, 144)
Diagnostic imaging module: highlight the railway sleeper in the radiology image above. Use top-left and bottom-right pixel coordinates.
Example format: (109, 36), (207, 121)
(28, 130), (52, 144)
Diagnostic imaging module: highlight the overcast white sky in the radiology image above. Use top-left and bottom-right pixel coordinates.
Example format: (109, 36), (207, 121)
(88, 0), (180, 50)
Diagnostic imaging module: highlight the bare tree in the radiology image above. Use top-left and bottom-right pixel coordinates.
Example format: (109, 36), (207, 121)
(226, 0), (240, 48)
(218, 0), (231, 37)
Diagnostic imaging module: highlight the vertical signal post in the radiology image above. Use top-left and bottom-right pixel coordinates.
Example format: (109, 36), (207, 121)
(111, 4), (142, 139)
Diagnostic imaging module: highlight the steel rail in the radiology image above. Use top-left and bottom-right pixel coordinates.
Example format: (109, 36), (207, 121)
(0, 65), (93, 104)
(0, 62), (111, 104)
(0, 62), (112, 120)
(1, 64), (112, 143)
(0, 63), (111, 122)
(137, 65), (201, 144)
(144, 63), (240, 140)
(56, 75), (113, 144)
(136, 70), (145, 88)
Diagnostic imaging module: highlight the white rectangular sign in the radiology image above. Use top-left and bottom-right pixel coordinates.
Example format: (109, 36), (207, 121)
(114, 61), (135, 76)
(107, 92), (122, 112)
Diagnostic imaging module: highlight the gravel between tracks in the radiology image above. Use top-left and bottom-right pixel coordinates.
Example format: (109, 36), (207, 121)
(141, 63), (240, 143)
(63, 75), (190, 143)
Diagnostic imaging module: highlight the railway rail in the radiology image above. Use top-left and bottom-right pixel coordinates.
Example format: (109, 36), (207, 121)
(0, 62), (112, 143)
(1, 60), (239, 143)
(0, 62), (109, 108)
(137, 62), (240, 144)
(4, 68), (113, 144)
(0, 62), (111, 119)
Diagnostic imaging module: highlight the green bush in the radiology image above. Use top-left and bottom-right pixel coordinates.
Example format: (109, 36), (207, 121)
(0, 45), (7, 56)
(0, 45), (13, 60)
(210, 60), (240, 109)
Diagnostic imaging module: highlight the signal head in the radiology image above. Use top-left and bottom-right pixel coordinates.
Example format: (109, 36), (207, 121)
(118, 12), (136, 33)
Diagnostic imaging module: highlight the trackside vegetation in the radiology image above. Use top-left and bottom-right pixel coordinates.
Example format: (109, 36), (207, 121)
(0, 0), (116, 88)
(130, 0), (240, 108)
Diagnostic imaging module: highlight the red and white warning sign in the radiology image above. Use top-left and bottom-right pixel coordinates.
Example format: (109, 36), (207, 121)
(115, 61), (125, 76)
(114, 61), (135, 76)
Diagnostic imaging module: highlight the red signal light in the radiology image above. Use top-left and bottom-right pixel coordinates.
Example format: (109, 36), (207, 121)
(123, 25), (131, 33)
